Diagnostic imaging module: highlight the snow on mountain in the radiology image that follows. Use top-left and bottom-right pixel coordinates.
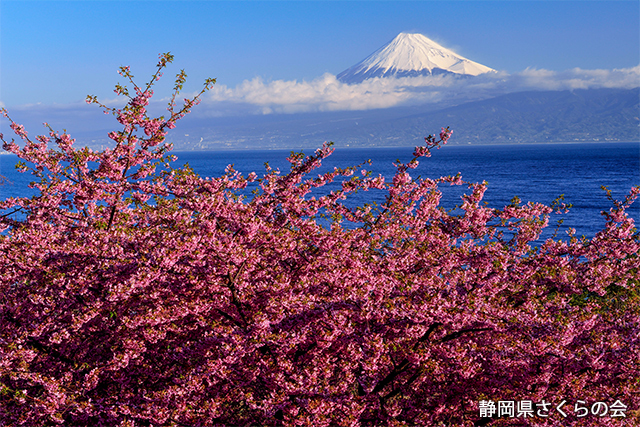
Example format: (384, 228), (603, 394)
(337, 32), (495, 84)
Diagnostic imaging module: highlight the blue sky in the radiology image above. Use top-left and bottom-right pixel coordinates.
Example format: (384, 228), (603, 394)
(1, 0), (639, 120)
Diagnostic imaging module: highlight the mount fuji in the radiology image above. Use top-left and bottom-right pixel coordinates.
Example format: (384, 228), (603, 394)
(337, 32), (495, 84)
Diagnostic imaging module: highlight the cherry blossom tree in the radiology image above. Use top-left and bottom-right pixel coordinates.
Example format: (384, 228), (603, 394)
(1, 53), (638, 426)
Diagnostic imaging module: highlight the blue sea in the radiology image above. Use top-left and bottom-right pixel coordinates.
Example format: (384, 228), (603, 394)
(1, 142), (638, 240)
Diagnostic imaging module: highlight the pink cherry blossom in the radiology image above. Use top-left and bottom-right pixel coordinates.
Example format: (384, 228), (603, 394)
(0, 54), (638, 427)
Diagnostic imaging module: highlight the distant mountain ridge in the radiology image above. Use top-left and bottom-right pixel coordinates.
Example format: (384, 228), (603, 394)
(150, 88), (638, 150)
(337, 33), (495, 84)
(325, 88), (640, 146)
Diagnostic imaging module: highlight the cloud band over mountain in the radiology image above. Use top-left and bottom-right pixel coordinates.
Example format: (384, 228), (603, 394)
(195, 65), (639, 116)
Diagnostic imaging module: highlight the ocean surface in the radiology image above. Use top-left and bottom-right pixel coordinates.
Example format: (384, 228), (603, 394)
(1, 142), (638, 240)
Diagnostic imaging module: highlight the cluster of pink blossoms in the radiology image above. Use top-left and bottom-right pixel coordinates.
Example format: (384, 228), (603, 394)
(0, 54), (638, 426)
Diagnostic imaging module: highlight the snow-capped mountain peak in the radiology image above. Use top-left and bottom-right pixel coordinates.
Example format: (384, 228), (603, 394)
(337, 32), (495, 84)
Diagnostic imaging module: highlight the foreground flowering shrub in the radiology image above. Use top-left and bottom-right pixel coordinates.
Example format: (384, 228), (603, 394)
(1, 54), (638, 426)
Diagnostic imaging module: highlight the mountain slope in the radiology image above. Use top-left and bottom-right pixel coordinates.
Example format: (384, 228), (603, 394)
(337, 33), (495, 84)
(325, 88), (640, 145)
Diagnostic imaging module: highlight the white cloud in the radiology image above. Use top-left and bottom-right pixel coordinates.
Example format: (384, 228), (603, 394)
(202, 72), (466, 114)
(193, 65), (640, 116)
(510, 65), (640, 91)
